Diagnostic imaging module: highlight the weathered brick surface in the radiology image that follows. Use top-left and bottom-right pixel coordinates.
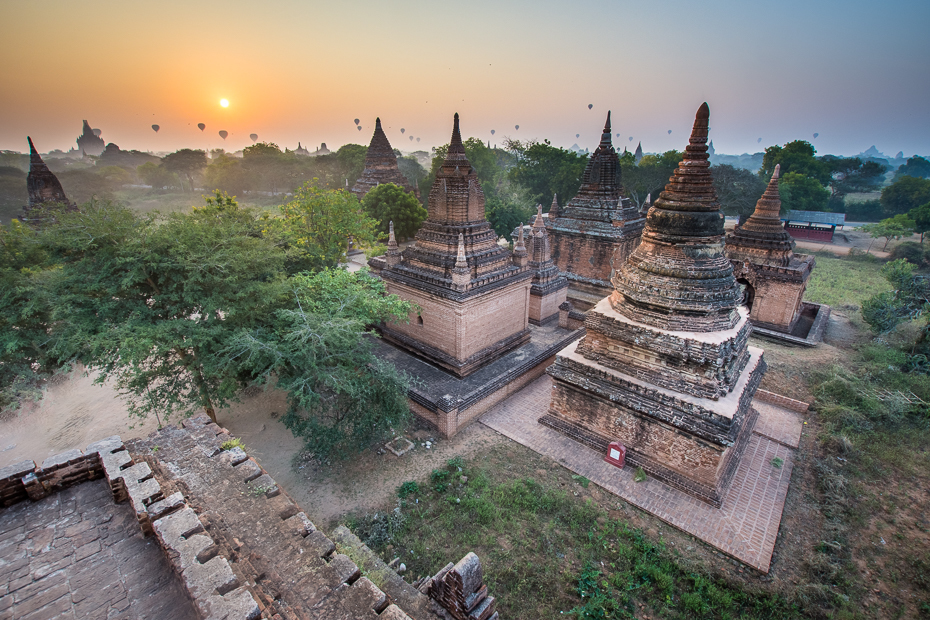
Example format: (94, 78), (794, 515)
(0, 478), (197, 619)
(482, 374), (798, 572)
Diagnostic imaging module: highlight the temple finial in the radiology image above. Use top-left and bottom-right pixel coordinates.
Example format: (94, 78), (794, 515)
(604, 111), (611, 134)
(533, 204), (545, 228)
(388, 221), (398, 249)
(28, 136), (37, 155)
(517, 223), (525, 249)
(772, 163), (780, 181)
(449, 113), (464, 153)
(455, 232), (467, 267)
(375, 117), (382, 129)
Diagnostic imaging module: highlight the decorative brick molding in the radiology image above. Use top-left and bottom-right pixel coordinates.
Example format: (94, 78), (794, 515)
(426, 552), (498, 620)
(754, 389), (810, 413)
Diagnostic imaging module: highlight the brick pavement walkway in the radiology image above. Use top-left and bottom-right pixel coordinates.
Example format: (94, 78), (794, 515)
(480, 375), (801, 573)
(0, 479), (196, 620)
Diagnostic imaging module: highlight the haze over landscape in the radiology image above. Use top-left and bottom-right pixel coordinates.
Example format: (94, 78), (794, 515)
(3, 0), (929, 156)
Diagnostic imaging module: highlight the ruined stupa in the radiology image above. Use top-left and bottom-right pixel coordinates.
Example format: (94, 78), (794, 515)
(526, 204), (568, 325)
(22, 137), (76, 224)
(542, 103), (766, 507)
(351, 118), (417, 200)
(548, 112), (645, 307)
(725, 165), (816, 334)
(76, 120), (105, 156)
(373, 113), (533, 377)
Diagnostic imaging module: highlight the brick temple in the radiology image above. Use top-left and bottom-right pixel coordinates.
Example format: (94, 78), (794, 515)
(372, 113), (533, 378)
(542, 103), (767, 507)
(548, 112), (645, 308)
(524, 204), (568, 325)
(22, 137), (77, 225)
(725, 165), (816, 334)
(351, 117), (418, 201)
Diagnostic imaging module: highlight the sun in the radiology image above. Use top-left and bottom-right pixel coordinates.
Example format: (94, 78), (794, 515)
(220, 99), (229, 108)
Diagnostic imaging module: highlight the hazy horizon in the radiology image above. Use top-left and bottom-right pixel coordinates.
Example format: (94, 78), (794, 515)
(3, 0), (929, 158)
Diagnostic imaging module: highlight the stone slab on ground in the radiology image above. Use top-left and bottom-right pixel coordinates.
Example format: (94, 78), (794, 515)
(752, 401), (804, 449)
(479, 374), (801, 573)
(0, 478), (197, 619)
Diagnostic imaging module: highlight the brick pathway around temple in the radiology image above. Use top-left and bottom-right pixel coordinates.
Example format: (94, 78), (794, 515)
(0, 478), (197, 620)
(480, 375), (803, 573)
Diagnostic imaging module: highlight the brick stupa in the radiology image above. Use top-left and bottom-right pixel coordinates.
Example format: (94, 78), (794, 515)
(375, 114), (533, 377)
(725, 165), (815, 333)
(351, 118), (417, 200)
(542, 103), (766, 507)
(526, 204), (568, 325)
(548, 112), (645, 307)
(22, 137), (77, 224)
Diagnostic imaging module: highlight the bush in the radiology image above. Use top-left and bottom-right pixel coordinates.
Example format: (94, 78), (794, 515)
(397, 481), (419, 498)
(889, 241), (926, 265)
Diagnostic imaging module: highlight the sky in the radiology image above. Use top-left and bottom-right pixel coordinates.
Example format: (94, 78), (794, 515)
(2, 0), (929, 157)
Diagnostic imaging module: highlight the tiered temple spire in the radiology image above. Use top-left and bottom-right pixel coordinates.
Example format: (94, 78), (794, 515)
(725, 165), (795, 266)
(23, 137), (75, 224)
(350, 118), (417, 200)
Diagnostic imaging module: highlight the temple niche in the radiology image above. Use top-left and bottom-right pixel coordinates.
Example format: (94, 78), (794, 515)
(351, 118), (418, 200)
(725, 165), (825, 343)
(373, 114), (533, 378)
(547, 112), (645, 309)
(22, 137), (77, 225)
(542, 104), (766, 507)
(76, 120), (105, 156)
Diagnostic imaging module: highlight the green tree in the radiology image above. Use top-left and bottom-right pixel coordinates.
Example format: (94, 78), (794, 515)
(277, 182), (379, 272)
(336, 144), (368, 187)
(203, 155), (247, 196)
(821, 156), (887, 201)
(881, 175), (930, 217)
(361, 183), (427, 240)
(396, 153), (428, 189)
(222, 268), (415, 458)
(162, 149), (208, 192)
(909, 202), (930, 244)
(861, 215), (915, 251)
(711, 164), (768, 219)
(861, 259), (930, 347)
(895, 156), (930, 180)
(507, 139), (587, 208)
(779, 172), (830, 212)
(760, 141), (830, 184)
(0, 166), (27, 222)
(242, 142), (297, 196)
(37, 194), (288, 424)
(137, 162), (180, 191)
(622, 150), (681, 209)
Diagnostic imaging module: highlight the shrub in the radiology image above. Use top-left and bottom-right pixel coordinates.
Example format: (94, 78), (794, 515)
(889, 241), (925, 265)
(397, 481), (419, 498)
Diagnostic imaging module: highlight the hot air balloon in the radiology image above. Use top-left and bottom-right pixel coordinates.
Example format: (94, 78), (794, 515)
(616, 133), (620, 138)
(490, 130), (495, 135)
(416, 138), (420, 143)
(198, 123), (205, 131)
(515, 125), (519, 130)
(354, 119), (360, 126)
(409, 136), (414, 141)
(250, 133), (258, 142)
(151, 124), (160, 133)
(629, 137), (633, 142)
(813, 132), (819, 139)
(93, 128), (102, 137)
(357, 126), (362, 131)
(576, 134), (580, 138)
(400, 128), (405, 134)
(588, 104), (593, 110)
(667, 130), (672, 135)
(219, 130), (228, 140)
(757, 138), (762, 143)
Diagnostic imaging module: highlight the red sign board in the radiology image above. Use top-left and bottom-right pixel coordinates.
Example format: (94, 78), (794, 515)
(604, 442), (626, 468)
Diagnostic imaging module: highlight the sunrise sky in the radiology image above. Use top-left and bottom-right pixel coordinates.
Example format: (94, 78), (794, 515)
(2, 0), (928, 157)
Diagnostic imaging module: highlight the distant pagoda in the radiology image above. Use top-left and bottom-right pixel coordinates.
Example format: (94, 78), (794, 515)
(543, 104), (766, 507)
(351, 118), (417, 200)
(547, 112), (645, 306)
(23, 137), (77, 225)
(725, 165), (815, 333)
(76, 120), (104, 156)
(372, 113), (532, 377)
(294, 142), (310, 156)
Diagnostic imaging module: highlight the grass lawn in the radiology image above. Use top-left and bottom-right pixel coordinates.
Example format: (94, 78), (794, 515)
(804, 252), (890, 310)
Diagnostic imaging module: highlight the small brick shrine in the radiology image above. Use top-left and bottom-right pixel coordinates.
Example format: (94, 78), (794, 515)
(373, 114), (533, 377)
(542, 103), (767, 507)
(525, 204), (568, 325)
(547, 112), (645, 308)
(725, 165), (816, 334)
(351, 117), (418, 201)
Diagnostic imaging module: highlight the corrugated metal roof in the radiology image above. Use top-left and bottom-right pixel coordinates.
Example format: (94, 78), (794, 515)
(783, 210), (846, 225)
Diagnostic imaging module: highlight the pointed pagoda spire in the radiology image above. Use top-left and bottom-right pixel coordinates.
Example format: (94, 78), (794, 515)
(351, 116), (416, 199)
(516, 223), (526, 251)
(599, 111), (612, 149)
(725, 163), (796, 266)
(385, 220), (402, 267)
(548, 193), (559, 219)
(512, 221), (528, 267)
(447, 113), (467, 158)
(388, 220), (398, 250)
(26, 137), (71, 210)
(533, 204), (545, 229)
(611, 102), (742, 332)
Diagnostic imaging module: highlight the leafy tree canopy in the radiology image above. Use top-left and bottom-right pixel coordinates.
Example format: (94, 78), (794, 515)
(361, 183), (427, 240)
(860, 214), (915, 250)
(761, 141), (830, 184)
(909, 202), (930, 243)
(881, 175), (930, 217)
(779, 171), (830, 212)
(162, 148), (208, 192)
(507, 139), (586, 209)
(621, 150), (681, 209)
(711, 164), (768, 218)
(896, 155), (930, 180)
(821, 156), (887, 200)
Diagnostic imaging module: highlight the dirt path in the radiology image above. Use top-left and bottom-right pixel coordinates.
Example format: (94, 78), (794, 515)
(0, 367), (510, 529)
